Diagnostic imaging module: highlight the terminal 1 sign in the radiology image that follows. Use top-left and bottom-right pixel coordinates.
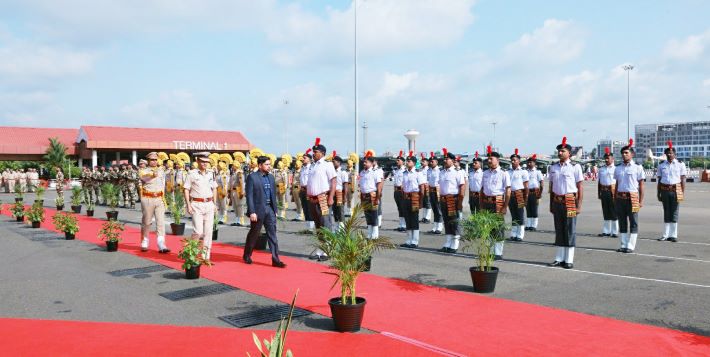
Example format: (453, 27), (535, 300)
(173, 140), (229, 150)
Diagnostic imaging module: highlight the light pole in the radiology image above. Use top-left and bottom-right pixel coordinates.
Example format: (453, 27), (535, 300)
(623, 64), (634, 140)
(362, 121), (368, 153)
(283, 99), (289, 154)
(491, 121), (497, 151)
(354, 0), (359, 157)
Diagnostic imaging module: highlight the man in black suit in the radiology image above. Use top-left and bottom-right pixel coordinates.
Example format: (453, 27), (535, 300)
(244, 156), (286, 268)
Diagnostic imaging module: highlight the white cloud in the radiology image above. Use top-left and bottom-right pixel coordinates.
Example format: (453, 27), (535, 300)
(664, 29), (710, 61)
(0, 37), (96, 86)
(120, 90), (218, 128)
(266, 0), (476, 66)
(504, 19), (585, 64)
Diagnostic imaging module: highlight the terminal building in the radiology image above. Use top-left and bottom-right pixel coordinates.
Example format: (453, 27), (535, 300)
(635, 121), (710, 162)
(0, 125), (253, 167)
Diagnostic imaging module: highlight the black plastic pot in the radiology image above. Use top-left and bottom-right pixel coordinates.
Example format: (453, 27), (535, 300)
(15, 198), (23, 202)
(212, 229), (219, 241)
(469, 266), (499, 293)
(16, 216), (24, 222)
(86, 210), (94, 217)
(71, 205), (82, 214)
(185, 265), (201, 279)
(106, 211), (119, 221)
(170, 223), (185, 236)
(106, 241), (118, 252)
(56, 205), (64, 211)
(329, 297), (366, 332)
(31, 221), (41, 228)
(65, 232), (75, 240)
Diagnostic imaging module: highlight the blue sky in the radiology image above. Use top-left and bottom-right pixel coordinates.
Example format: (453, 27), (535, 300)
(1, 0), (709, 157)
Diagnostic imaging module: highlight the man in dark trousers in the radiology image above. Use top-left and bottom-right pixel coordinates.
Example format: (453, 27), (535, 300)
(244, 156), (286, 268)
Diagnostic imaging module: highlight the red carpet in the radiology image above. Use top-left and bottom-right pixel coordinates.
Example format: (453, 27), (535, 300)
(0, 318), (432, 356)
(4, 206), (710, 356)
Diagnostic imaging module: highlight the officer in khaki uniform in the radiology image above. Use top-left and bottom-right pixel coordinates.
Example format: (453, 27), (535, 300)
(139, 152), (170, 253)
(216, 161), (230, 224)
(274, 159), (289, 219)
(291, 159), (304, 221)
(185, 152), (218, 260)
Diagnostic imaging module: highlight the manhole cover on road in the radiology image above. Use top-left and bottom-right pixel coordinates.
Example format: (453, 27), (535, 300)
(159, 284), (236, 301)
(219, 305), (312, 328)
(108, 265), (170, 277)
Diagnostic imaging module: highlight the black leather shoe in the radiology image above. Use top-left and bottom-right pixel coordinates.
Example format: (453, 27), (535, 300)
(611, 234), (618, 238)
(494, 255), (503, 261)
(218, 221), (224, 225)
(400, 243), (412, 248)
(616, 248), (625, 252)
(409, 244), (418, 248)
(625, 249), (634, 253)
(272, 260), (286, 268)
(243, 257), (252, 264)
(548, 261), (563, 267)
(597, 233), (607, 237)
(434, 230), (442, 235)
(438, 247), (448, 252)
(308, 255), (318, 260)
(140, 247), (148, 252)
(448, 249), (458, 254)
(158, 248), (171, 254)
(230, 222), (240, 227)
(563, 263), (574, 269)
(422, 219), (431, 223)
(317, 255), (330, 262)
(529, 227), (537, 232)
(668, 237), (677, 242)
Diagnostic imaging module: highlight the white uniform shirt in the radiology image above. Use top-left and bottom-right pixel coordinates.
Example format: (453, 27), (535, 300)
(402, 168), (424, 193)
(299, 163), (311, 187)
(657, 159), (687, 185)
(468, 168), (483, 192)
(335, 167), (349, 191)
(549, 160), (584, 195)
(509, 167), (529, 191)
(420, 167), (430, 184)
(598, 164), (616, 186)
(375, 166), (384, 183)
(307, 158), (336, 196)
(527, 168), (544, 189)
(359, 168), (380, 194)
(439, 167), (465, 195)
(614, 162), (645, 193)
(482, 167), (511, 196)
(392, 166), (405, 187)
(427, 166), (440, 187)
(184, 169), (217, 199)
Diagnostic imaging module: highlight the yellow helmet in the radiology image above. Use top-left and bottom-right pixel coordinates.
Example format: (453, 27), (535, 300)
(249, 148), (264, 159)
(177, 152), (190, 163)
(233, 152), (246, 163)
(218, 161), (227, 170)
(349, 152), (360, 163)
(169, 154), (178, 162)
(157, 152), (169, 161)
(267, 153), (276, 165)
(176, 160), (185, 168)
(295, 160), (302, 169)
(219, 153), (233, 165)
(166, 160), (174, 167)
(281, 154), (293, 167)
(191, 162), (198, 169)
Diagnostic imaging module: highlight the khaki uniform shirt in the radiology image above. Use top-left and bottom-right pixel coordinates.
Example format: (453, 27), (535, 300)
(140, 167), (165, 192)
(185, 169), (217, 199)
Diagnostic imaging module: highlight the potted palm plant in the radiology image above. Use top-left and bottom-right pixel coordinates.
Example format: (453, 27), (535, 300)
(70, 186), (83, 213)
(86, 201), (95, 217)
(12, 201), (25, 222)
(34, 185), (46, 205)
(52, 211), (80, 240)
(26, 202), (45, 228)
(177, 238), (212, 279)
(99, 220), (124, 252)
(55, 196), (65, 211)
(313, 204), (394, 332)
(460, 210), (509, 293)
(101, 183), (120, 220)
(167, 191), (186, 236)
(14, 182), (23, 202)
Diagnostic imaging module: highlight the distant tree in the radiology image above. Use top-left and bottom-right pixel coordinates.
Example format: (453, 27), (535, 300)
(689, 156), (710, 169)
(44, 137), (68, 169)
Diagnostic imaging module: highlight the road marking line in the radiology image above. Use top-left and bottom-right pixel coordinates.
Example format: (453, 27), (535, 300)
(514, 241), (710, 263)
(381, 332), (467, 357)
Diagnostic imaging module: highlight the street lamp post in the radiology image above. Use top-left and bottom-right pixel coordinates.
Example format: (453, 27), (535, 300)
(283, 99), (289, 154)
(623, 64), (634, 140)
(491, 121), (497, 151)
(354, 0), (359, 157)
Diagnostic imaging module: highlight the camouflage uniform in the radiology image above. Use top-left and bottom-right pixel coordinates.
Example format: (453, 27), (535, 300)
(81, 168), (94, 204)
(124, 166), (138, 209)
(55, 169), (65, 198)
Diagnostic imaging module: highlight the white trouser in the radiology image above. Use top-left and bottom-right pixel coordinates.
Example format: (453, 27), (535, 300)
(555, 247), (565, 262)
(411, 230), (420, 245)
(670, 223), (678, 238)
(399, 217), (406, 228)
(518, 225), (525, 240)
(191, 201), (215, 260)
(662, 223), (670, 239)
(602, 220), (610, 234)
(627, 233), (638, 251)
(443, 235), (453, 248)
(565, 247), (575, 263)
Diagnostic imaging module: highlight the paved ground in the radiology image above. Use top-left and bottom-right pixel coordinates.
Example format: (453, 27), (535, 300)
(1, 180), (709, 336)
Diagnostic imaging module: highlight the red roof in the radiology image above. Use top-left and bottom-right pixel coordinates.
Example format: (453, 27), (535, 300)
(78, 126), (252, 151)
(0, 127), (78, 155)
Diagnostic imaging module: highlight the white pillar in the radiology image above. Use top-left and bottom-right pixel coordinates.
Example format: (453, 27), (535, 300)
(92, 150), (98, 168)
(132, 150), (137, 166)
(115, 152), (120, 164)
(78, 158), (83, 168)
